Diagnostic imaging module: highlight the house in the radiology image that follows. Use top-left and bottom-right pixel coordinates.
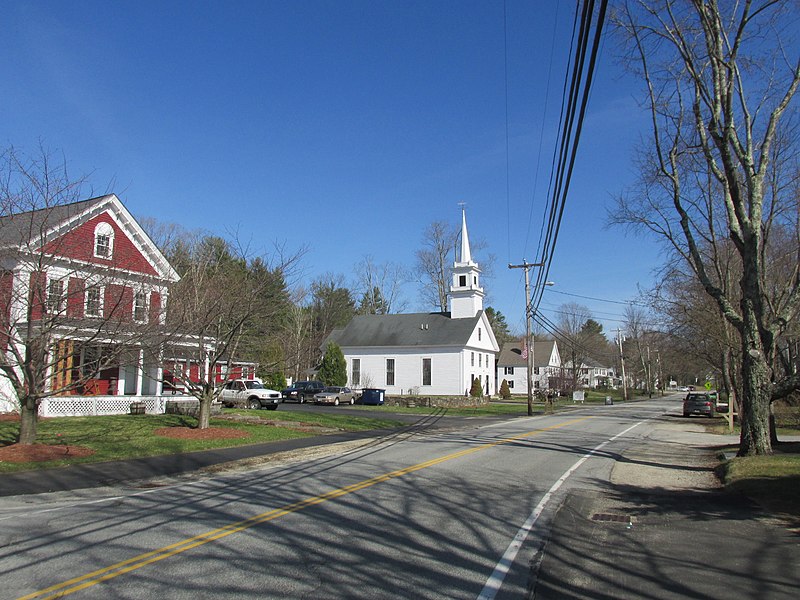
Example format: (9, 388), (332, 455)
(496, 340), (563, 394)
(0, 194), (180, 414)
(328, 210), (499, 396)
(564, 358), (618, 389)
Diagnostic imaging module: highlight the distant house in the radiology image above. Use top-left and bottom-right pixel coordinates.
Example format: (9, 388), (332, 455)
(564, 358), (618, 389)
(496, 340), (562, 394)
(328, 210), (499, 396)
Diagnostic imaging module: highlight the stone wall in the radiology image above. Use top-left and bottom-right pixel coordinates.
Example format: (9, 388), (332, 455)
(384, 395), (490, 408)
(165, 399), (223, 417)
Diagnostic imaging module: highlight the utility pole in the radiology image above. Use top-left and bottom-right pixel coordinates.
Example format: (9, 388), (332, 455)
(617, 328), (628, 401)
(508, 261), (544, 416)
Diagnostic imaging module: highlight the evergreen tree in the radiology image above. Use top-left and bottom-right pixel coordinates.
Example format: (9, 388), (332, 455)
(469, 377), (483, 398)
(486, 306), (514, 346)
(499, 379), (511, 400)
(319, 342), (347, 386)
(358, 286), (387, 315)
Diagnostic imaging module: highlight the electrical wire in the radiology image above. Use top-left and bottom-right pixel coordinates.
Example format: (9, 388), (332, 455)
(528, 0), (609, 314)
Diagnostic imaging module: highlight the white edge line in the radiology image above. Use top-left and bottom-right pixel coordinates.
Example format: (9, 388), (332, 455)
(476, 419), (647, 600)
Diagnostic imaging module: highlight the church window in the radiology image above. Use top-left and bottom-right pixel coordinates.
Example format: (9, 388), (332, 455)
(459, 275), (466, 287)
(479, 354), (482, 367)
(422, 358), (431, 386)
(471, 352), (474, 366)
(478, 327), (482, 341)
(386, 359), (395, 386)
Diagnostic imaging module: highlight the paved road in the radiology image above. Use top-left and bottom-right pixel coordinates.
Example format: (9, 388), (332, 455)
(0, 399), (692, 599)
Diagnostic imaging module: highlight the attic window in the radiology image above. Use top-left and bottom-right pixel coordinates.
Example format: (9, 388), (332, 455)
(94, 222), (114, 259)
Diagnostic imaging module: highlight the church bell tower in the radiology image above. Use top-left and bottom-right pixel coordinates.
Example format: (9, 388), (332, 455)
(448, 207), (484, 319)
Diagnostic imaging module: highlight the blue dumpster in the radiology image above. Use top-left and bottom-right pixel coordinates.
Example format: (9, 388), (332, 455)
(360, 388), (385, 405)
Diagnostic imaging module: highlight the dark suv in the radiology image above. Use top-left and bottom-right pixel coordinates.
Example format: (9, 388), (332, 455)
(281, 380), (325, 403)
(683, 392), (716, 418)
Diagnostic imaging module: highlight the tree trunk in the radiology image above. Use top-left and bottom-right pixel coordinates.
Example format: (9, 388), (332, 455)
(18, 397), (39, 445)
(737, 323), (773, 456)
(197, 391), (212, 430)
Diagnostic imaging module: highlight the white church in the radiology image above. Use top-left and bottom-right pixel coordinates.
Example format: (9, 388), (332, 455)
(328, 210), (499, 396)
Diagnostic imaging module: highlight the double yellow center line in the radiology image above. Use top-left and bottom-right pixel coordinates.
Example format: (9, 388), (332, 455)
(19, 416), (590, 599)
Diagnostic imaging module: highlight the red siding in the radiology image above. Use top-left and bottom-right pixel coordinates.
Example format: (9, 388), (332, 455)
(149, 291), (161, 324)
(0, 271), (13, 351)
(41, 212), (158, 276)
(105, 284), (133, 321)
(28, 271), (46, 320)
(67, 277), (85, 318)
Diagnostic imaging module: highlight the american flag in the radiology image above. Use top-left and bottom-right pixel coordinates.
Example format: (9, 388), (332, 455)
(521, 342), (528, 360)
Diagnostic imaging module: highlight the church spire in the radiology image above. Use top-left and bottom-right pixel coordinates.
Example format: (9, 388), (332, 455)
(459, 205), (473, 264)
(449, 206), (484, 319)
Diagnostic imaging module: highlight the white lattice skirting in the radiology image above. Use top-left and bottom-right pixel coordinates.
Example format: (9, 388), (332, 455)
(39, 396), (168, 417)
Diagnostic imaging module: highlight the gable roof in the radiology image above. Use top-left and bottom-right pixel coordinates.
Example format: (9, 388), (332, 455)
(329, 311), (489, 349)
(0, 194), (179, 282)
(498, 340), (557, 368)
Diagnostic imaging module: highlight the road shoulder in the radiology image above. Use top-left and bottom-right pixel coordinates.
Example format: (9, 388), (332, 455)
(530, 418), (800, 599)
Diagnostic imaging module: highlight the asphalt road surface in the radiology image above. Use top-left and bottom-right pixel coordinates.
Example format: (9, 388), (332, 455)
(0, 399), (675, 599)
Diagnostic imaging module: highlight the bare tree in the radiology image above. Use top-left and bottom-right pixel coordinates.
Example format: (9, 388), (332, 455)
(415, 221), (456, 312)
(353, 255), (410, 315)
(282, 287), (313, 383)
(611, 0), (800, 455)
(164, 234), (299, 429)
(415, 219), (496, 312)
(556, 302), (595, 390)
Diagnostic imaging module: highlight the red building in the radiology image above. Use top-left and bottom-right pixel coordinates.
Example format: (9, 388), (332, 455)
(0, 194), (222, 415)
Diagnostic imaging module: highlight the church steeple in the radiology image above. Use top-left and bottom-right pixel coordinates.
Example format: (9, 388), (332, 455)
(449, 207), (484, 319)
(459, 207), (473, 264)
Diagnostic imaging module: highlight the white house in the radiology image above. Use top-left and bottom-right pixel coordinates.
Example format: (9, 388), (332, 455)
(496, 340), (562, 394)
(328, 210), (499, 396)
(561, 358), (618, 389)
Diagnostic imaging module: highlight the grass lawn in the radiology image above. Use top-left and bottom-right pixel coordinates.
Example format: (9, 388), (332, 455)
(0, 410), (405, 474)
(720, 445), (800, 518)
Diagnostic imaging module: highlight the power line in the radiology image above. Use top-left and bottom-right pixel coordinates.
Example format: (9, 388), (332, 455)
(547, 288), (649, 306)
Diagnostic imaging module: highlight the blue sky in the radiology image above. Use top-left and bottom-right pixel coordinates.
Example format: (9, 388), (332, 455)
(2, 1), (659, 337)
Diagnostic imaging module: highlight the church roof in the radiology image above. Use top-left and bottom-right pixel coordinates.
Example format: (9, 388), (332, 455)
(328, 311), (485, 349)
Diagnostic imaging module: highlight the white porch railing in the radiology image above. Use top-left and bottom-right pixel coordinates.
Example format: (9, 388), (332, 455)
(39, 395), (170, 417)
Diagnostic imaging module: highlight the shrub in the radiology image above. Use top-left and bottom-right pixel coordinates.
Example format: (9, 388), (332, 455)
(469, 377), (483, 398)
(499, 379), (511, 400)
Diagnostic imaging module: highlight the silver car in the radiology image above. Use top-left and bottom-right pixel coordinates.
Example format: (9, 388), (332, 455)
(314, 386), (357, 406)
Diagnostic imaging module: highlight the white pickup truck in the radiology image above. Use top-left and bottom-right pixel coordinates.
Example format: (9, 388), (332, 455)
(219, 379), (281, 410)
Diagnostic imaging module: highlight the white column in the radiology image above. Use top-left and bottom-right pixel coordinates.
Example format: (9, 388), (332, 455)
(136, 348), (144, 396)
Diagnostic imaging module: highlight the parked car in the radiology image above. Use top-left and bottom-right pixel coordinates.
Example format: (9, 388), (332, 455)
(219, 379), (281, 410)
(314, 386), (357, 406)
(281, 380), (325, 403)
(683, 392), (716, 418)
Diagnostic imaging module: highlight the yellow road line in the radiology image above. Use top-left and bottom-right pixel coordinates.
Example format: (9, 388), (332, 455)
(18, 416), (591, 600)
